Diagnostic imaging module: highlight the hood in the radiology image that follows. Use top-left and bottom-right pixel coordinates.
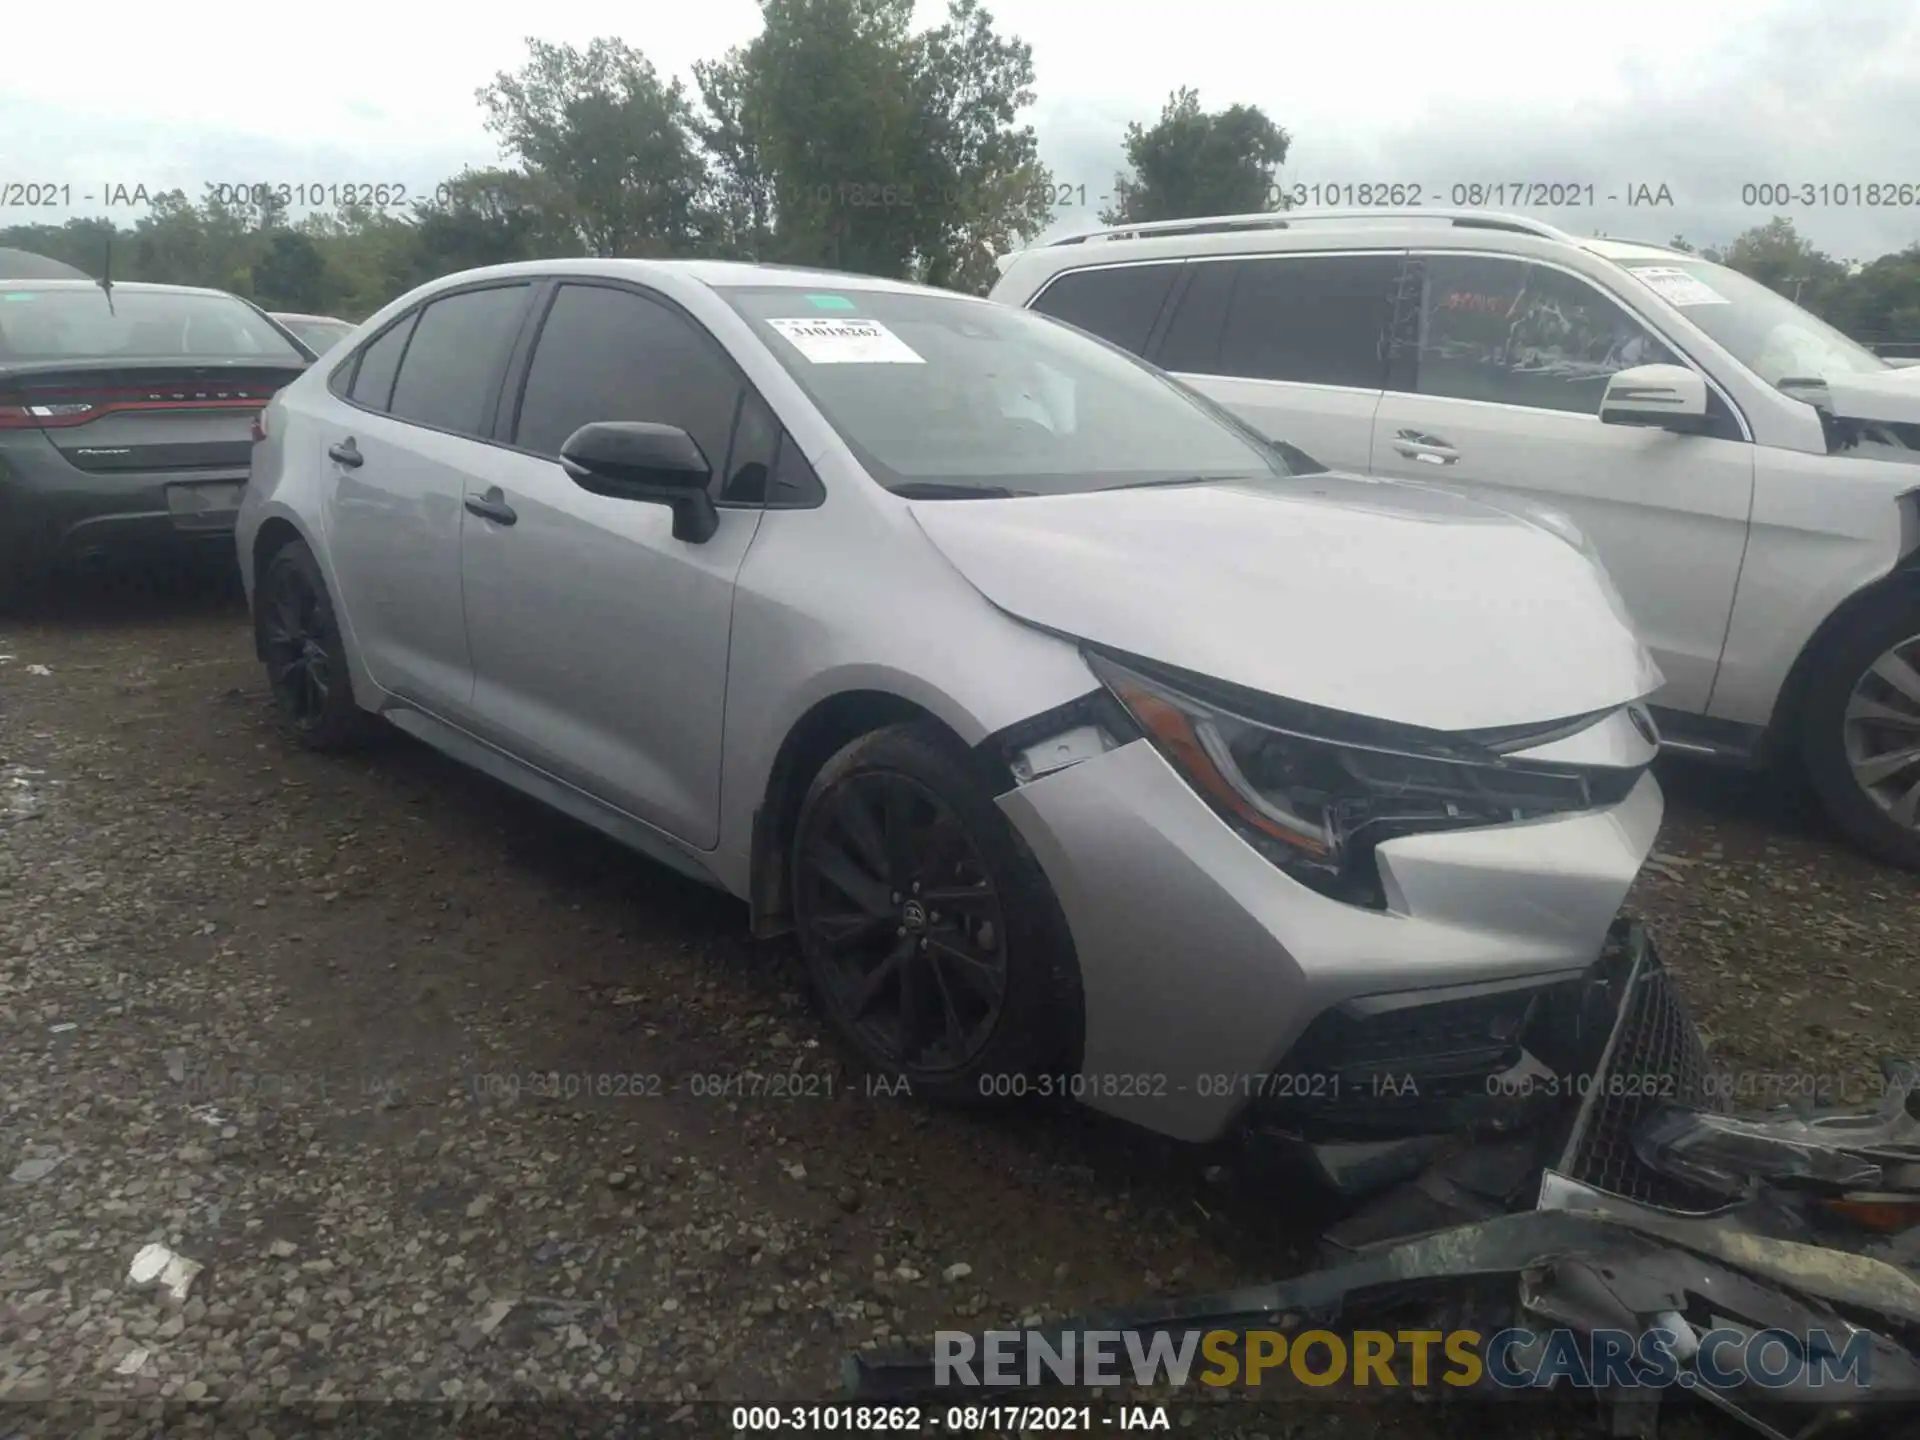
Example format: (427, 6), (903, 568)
(1820, 365), (1920, 425)
(909, 473), (1663, 733)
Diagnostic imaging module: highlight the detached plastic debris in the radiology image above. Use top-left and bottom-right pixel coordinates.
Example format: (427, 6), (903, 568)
(128, 1243), (202, 1302)
(24, 663), (51, 676)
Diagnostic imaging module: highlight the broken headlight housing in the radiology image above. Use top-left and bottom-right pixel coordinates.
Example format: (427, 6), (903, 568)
(1085, 650), (1642, 906)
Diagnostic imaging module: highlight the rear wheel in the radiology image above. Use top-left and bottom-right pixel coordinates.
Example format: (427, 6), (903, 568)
(256, 540), (377, 751)
(790, 722), (1078, 1104)
(1801, 594), (1920, 870)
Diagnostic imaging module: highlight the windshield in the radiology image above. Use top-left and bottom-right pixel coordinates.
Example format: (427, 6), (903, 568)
(1617, 259), (1885, 391)
(0, 287), (305, 362)
(719, 285), (1308, 496)
(281, 318), (352, 354)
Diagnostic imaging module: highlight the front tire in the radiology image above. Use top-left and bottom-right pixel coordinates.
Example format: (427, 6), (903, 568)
(1801, 594), (1920, 870)
(790, 721), (1079, 1104)
(256, 539), (377, 752)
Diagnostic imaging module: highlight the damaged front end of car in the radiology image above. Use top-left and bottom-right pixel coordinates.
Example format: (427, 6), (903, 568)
(846, 921), (1920, 1437)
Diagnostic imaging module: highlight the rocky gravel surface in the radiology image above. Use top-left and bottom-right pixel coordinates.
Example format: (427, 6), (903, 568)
(2, 568), (1916, 1438)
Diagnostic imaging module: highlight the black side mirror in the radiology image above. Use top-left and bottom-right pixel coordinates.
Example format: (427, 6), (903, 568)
(559, 421), (718, 543)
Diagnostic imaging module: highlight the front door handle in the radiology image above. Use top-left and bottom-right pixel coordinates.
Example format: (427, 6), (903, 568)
(1392, 429), (1460, 465)
(464, 489), (517, 526)
(327, 438), (364, 468)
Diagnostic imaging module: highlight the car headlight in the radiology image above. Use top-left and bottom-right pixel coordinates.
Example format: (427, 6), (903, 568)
(1085, 650), (1643, 906)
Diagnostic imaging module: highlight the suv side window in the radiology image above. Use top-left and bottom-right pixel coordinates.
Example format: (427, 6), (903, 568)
(343, 311), (417, 411)
(387, 285), (531, 436)
(514, 283), (742, 477)
(1212, 254), (1399, 388)
(1413, 255), (1682, 414)
(1028, 264), (1180, 356)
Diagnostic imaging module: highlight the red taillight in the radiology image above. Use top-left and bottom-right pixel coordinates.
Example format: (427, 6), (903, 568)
(0, 400), (96, 429)
(250, 411), (269, 444)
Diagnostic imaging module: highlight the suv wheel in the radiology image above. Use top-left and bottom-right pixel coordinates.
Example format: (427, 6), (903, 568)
(790, 721), (1079, 1104)
(256, 540), (378, 752)
(1802, 595), (1920, 870)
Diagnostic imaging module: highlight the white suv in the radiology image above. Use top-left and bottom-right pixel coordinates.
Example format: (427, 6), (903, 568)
(991, 209), (1920, 868)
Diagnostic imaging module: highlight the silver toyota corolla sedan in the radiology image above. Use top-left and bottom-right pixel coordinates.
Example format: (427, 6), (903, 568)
(237, 258), (1666, 1148)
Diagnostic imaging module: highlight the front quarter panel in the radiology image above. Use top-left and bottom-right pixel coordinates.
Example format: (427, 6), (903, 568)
(713, 450), (1101, 891)
(1710, 446), (1917, 727)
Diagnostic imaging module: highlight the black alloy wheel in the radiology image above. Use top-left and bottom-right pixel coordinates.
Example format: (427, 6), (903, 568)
(257, 540), (374, 751)
(792, 723), (1077, 1100)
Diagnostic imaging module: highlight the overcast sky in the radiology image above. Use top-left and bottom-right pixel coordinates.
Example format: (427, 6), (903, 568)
(5, 0), (1917, 261)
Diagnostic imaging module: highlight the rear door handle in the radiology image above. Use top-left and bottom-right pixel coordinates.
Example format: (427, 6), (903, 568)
(327, 439), (364, 468)
(464, 490), (517, 526)
(1392, 429), (1460, 465)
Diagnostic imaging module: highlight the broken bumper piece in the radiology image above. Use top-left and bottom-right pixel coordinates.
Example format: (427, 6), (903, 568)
(845, 929), (1920, 1437)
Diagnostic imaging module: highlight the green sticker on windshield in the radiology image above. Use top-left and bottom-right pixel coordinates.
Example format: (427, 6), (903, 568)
(805, 293), (858, 311)
(1, 292), (39, 302)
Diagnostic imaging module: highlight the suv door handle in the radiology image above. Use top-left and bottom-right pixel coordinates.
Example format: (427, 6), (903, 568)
(1392, 430), (1460, 465)
(327, 438), (364, 468)
(464, 489), (517, 526)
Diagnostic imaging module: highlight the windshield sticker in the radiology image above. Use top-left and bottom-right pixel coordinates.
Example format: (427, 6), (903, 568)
(1631, 267), (1730, 307)
(805, 293), (859, 311)
(766, 317), (924, 364)
(1, 293), (39, 302)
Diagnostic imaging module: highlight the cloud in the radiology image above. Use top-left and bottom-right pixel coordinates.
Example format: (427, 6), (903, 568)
(1026, 0), (1920, 260)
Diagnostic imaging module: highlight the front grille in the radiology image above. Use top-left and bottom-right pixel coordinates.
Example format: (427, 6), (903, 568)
(1559, 928), (1728, 1208)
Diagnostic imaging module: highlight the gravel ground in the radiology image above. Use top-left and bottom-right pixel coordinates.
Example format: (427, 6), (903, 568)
(2, 566), (1914, 1438)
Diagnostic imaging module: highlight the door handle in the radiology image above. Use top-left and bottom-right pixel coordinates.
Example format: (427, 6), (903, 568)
(327, 438), (364, 468)
(464, 490), (517, 526)
(1391, 429), (1460, 465)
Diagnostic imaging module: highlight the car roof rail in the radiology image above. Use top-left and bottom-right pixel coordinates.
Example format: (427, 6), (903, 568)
(1042, 208), (1574, 248)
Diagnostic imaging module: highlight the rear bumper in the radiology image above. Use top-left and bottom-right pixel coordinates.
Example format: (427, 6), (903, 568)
(0, 431), (244, 570)
(996, 737), (1664, 1142)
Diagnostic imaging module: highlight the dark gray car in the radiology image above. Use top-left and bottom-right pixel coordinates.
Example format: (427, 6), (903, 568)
(0, 280), (311, 602)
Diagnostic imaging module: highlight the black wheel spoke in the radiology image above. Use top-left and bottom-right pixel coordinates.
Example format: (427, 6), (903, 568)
(811, 910), (891, 953)
(924, 947), (970, 1056)
(808, 838), (893, 917)
(880, 779), (919, 890)
(920, 811), (971, 877)
(830, 785), (891, 883)
(848, 938), (911, 1021)
(927, 933), (1003, 1000)
(896, 943), (926, 1057)
(919, 881), (996, 912)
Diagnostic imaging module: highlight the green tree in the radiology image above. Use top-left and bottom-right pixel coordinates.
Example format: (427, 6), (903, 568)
(0, 218), (117, 278)
(696, 0), (921, 275)
(1822, 243), (1920, 349)
(402, 167), (582, 286)
(1714, 216), (1848, 311)
(252, 230), (326, 310)
(695, 0), (1053, 288)
(901, 0), (1054, 291)
(1099, 87), (1289, 225)
(478, 37), (716, 257)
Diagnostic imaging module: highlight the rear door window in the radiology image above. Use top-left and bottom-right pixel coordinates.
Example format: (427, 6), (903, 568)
(1154, 260), (1237, 374)
(386, 285), (531, 437)
(1027, 263), (1180, 356)
(1213, 253), (1400, 388)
